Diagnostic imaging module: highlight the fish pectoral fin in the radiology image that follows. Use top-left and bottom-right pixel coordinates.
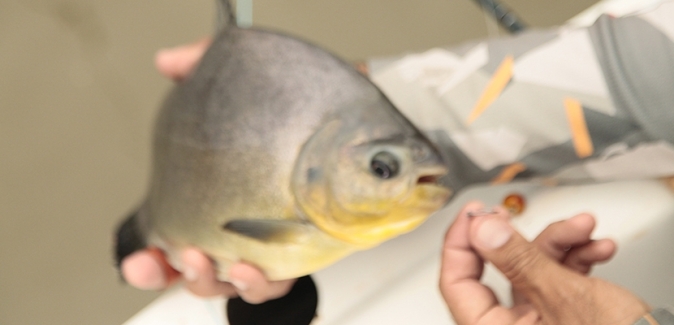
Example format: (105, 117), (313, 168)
(223, 219), (315, 244)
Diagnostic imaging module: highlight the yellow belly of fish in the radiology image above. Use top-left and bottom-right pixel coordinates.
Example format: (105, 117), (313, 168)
(303, 184), (451, 247)
(209, 230), (358, 281)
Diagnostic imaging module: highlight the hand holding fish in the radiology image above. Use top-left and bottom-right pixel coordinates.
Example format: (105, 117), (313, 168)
(121, 247), (294, 302)
(119, 41), (295, 303)
(440, 202), (650, 325)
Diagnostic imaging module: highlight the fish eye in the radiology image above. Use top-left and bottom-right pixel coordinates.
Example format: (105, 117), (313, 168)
(370, 151), (400, 179)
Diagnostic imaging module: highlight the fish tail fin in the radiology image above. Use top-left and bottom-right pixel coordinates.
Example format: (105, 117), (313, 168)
(113, 207), (147, 275)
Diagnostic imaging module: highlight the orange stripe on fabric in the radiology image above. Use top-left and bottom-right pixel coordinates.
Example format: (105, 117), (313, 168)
(466, 55), (514, 125)
(491, 162), (527, 185)
(564, 98), (594, 158)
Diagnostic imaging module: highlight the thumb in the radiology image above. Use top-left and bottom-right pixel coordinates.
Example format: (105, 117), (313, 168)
(468, 211), (570, 301)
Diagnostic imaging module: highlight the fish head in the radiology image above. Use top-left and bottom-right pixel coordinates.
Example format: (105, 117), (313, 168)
(292, 99), (452, 247)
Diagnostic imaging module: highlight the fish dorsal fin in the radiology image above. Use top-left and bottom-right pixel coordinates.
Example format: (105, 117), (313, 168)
(216, 0), (236, 29)
(223, 219), (314, 244)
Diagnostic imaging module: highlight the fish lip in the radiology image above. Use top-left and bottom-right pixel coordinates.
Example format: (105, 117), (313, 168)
(416, 166), (449, 186)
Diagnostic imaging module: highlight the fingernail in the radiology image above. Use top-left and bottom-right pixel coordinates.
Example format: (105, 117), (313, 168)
(156, 48), (175, 62)
(467, 208), (497, 218)
(157, 42), (198, 58)
(121, 253), (167, 290)
(476, 218), (513, 249)
(230, 279), (249, 292)
(183, 266), (198, 282)
(156, 46), (188, 68)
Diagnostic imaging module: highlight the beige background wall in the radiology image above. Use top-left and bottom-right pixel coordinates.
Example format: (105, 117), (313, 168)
(0, 1), (597, 324)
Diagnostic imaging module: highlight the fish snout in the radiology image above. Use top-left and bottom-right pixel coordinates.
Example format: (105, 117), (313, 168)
(414, 165), (453, 206)
(415, 166), (448, 186)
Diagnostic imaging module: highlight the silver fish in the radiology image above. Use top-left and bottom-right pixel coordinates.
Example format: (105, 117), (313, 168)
(120, 1), (451, 281)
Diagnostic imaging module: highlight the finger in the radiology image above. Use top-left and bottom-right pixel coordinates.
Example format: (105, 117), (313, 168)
(533, 213), (595, 262)
(181, 248), (238, 298)
(563, 238), (616, 274)
(440, 201), (506, 325)
(121, 247), (180, 290)
(472, 217), (648, 324)
(514, 214), (596, 305)
(511, 304), (538, 321)
(443, 201), (485, 250)
(155, 38), (212, 81)
(229, 263), (296, 304)
(441, 201), (485, 288)
(468, 213), (578, 306)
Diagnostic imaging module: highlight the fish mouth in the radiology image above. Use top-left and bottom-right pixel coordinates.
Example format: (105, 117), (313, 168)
(415, 166), (453, 205)
(417, 174), (442, 184)
(415, 167), (448, 186)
